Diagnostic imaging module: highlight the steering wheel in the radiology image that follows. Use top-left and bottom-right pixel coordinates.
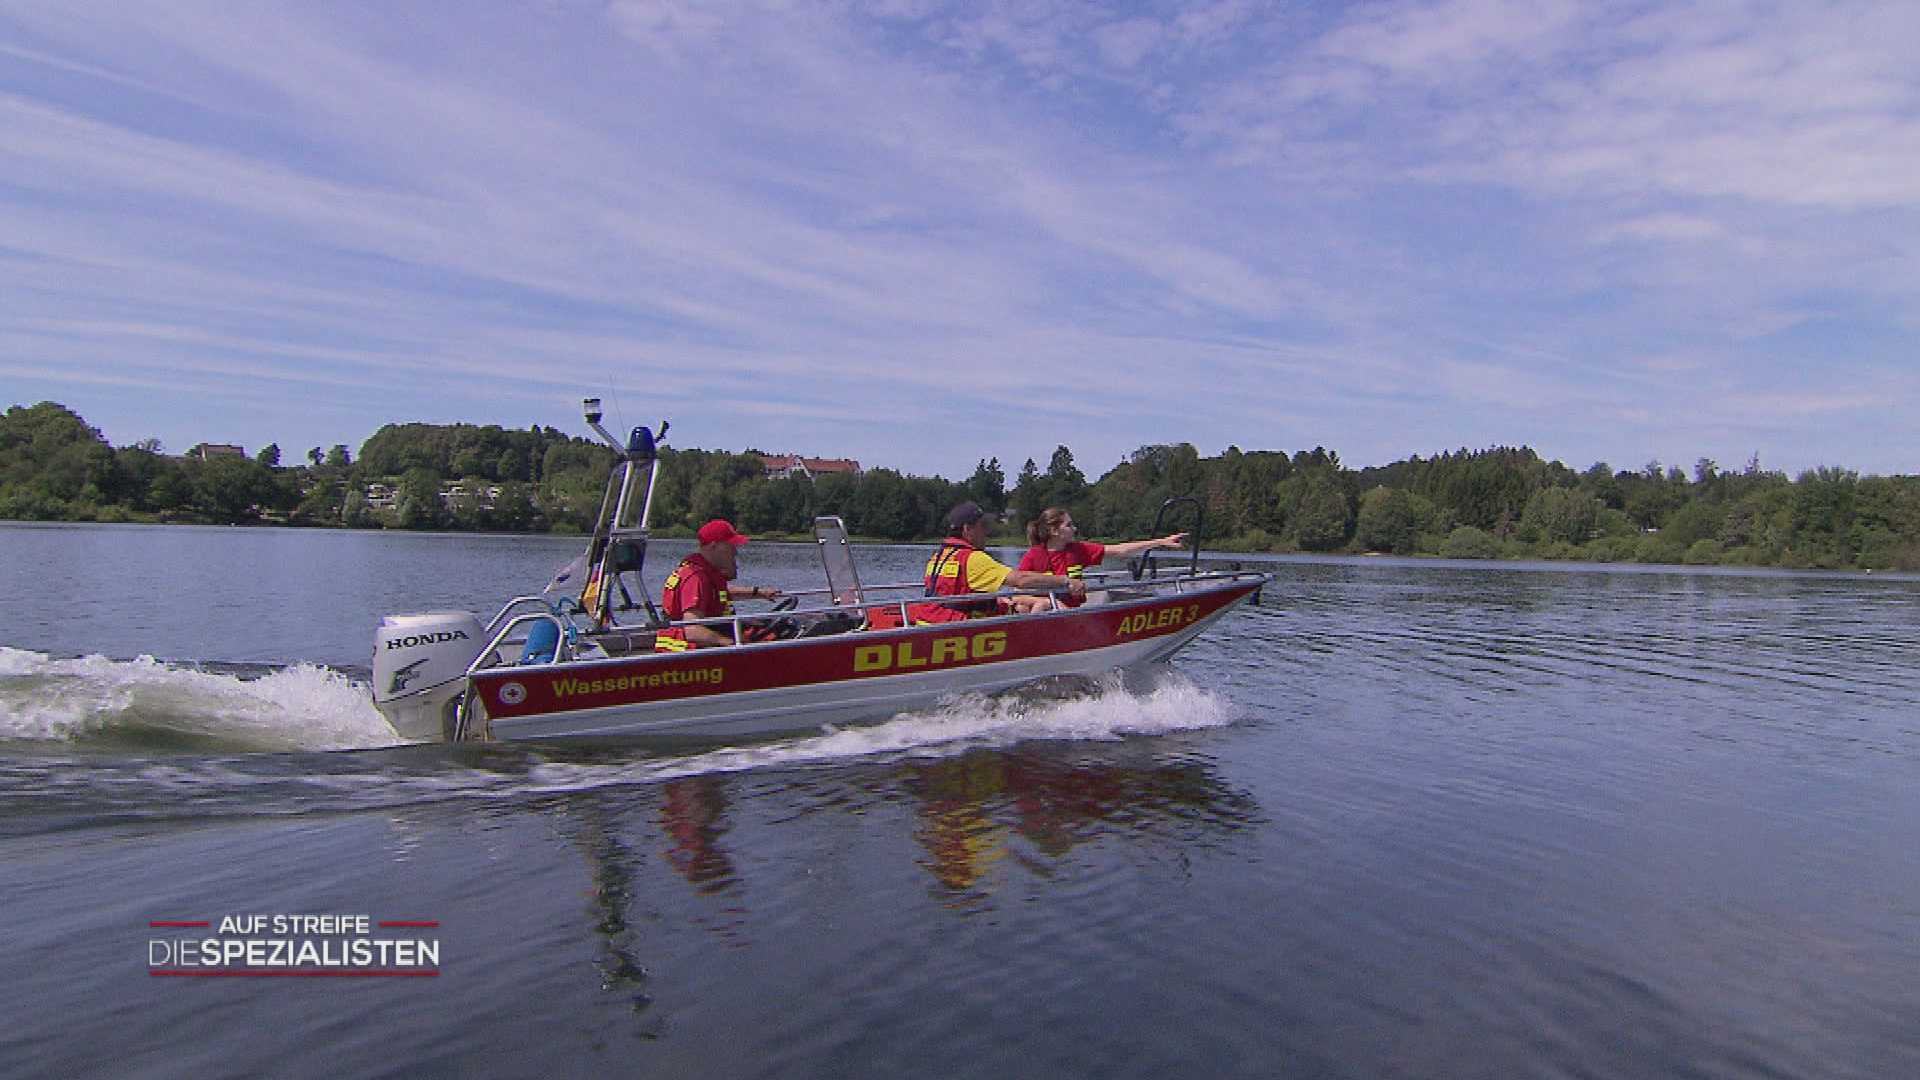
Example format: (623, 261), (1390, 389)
(746, 595), (803, 642)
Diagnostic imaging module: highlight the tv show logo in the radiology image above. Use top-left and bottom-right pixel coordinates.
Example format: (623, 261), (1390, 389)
(147, 914), (440, 977)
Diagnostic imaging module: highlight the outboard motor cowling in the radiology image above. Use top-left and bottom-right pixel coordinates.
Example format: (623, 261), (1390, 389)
(372, 612), (488, 741)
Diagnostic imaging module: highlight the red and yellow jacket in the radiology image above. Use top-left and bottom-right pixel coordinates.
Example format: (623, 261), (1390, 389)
(908, 539), (1009, 624)
(654, 554), (733, 652)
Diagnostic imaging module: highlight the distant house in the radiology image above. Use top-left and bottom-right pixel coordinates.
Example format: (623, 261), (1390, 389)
(762, 454), (861, 481)
(191, 443), (245, 461)
(365, 483), (396, 510)
(440, 484), (503, 510)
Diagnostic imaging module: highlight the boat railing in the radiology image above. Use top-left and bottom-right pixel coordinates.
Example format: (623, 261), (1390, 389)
(471, 567), (1265, 670)
(1133, 497), (1204, 580)
(471, 610), (574, 674)
(577, 568), (1264, 652)
(838, 566), (1245, 600)
(484, 595), (564, 636)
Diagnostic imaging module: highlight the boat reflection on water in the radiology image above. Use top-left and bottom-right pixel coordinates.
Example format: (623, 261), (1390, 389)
(558, 796), (661, 1029)
(901, 750), (1258, 900)
(658, 776), (736, 895)
(554, 744), (1258, 1015)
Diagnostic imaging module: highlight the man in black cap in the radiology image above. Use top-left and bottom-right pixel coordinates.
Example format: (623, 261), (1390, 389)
(914, 502), (1084, 623)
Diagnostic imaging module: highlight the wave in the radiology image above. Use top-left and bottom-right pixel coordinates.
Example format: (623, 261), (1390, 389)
(0, 647), (399, 752)
(531, 667), (1235, 787)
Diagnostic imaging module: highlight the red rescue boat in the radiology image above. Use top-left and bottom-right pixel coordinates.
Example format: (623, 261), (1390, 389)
(370, 401), (1268, 744)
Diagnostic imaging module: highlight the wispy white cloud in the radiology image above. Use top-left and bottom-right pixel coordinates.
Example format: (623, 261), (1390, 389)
(0, 0), (1916, 477)
(1145, 0), (1919, 265)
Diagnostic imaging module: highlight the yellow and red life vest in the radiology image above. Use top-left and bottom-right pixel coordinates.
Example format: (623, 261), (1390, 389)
(910, 540), (1000, 624)
(654, 556), (734, 652)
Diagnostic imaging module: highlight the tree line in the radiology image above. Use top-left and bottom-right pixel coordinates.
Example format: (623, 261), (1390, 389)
(5, 400), (1918, 570)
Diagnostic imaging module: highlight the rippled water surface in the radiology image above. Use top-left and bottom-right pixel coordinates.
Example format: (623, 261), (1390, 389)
(3, 523), (1919, 1079)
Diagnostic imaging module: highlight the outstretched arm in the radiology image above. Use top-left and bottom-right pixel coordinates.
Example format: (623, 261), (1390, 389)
(1099, 532), (1189, 560)
(1004, 569), (1087, 598)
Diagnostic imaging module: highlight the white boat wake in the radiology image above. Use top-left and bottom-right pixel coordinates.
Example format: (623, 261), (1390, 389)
(0, 647), (399, 751)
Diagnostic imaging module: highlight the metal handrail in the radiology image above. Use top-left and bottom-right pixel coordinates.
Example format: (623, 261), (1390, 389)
(1131, 497), (1204, 580)
(646, 572), (1258, 638)
(485, 595), (561, 635)
(471, 611), (569, 672)
(481, 567), (1268, 668)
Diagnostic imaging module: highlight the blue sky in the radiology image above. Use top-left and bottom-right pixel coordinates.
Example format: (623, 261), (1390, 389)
(3, 0), (1917, 480)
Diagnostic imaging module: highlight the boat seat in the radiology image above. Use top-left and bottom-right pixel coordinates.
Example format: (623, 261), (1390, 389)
(520, 620), (562, 664)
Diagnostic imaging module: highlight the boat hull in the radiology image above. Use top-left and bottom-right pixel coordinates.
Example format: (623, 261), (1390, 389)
(464, 577), (1262, 743)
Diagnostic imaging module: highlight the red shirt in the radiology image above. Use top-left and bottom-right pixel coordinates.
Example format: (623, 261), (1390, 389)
(1017, 541), (1106, 577)
(1017, 541), (1106, 607)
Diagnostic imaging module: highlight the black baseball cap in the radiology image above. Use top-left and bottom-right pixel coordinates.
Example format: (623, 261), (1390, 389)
(947, 502), (987, 529)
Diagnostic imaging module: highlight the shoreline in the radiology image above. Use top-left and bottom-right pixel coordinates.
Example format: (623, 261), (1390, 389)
(2, 516), (1905, 576)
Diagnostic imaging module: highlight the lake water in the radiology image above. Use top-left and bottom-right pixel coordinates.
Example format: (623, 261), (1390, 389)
(3, 522), (1918, 1079)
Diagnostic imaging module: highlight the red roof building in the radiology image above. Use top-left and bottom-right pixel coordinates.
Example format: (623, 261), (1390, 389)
(762, 454), (862, 481)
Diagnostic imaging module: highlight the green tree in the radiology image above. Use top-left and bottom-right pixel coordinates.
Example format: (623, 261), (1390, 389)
(112, 445), (173, 512)
(148, 466), (191, 513)
(1355, 486), (1436, 555)
(847, 468), (919, 540)
(685, 473), (731, 527)
(195, 454), (276, 524)
(813, 470), (860, 525)
(966, 458), (1006, 513)
(1226, 451), (1293, 537)
(1011, 458), (1043, 523)
(1162, 443), (1203, 496)
(1440, 526), (1503, 559)
(1518, 487), (1603, 545)
(1047, 445), (1087, 492)
(297, 478), (344, 524)
(1398, 447), (1542, 531)
(0, 402), (112, 515)
(1280, 471), (1352, 551)
(1662, 500), (1727, 548)
(451, 446), (486, 478)
(395, 467), (446, 529)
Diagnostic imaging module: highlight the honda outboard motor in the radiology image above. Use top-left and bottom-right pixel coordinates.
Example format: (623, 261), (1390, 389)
(372, 612), (488, 741)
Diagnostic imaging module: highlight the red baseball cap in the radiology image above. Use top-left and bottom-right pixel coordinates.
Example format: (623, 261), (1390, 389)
(697, 519), (749, 545)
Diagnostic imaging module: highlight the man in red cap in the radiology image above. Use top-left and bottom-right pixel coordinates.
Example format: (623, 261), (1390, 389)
(654, 519), (780, 651)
